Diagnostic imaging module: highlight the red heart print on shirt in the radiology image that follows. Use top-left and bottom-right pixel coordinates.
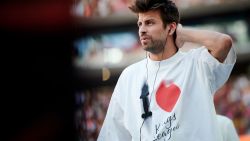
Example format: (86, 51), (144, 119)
(156, 80), (181, 112)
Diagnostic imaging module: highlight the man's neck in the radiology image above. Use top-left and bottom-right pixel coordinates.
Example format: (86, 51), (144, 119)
(149, 41), (178, 61)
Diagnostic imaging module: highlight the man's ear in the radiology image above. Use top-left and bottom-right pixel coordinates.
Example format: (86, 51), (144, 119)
(168, 22), (177, 35)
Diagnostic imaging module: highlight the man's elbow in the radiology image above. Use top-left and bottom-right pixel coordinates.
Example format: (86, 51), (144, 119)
(214, 34), (233, 62)
(221, 34), (233, 50)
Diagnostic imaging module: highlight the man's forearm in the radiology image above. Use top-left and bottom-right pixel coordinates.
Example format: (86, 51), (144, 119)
(177, 26), (233, 62)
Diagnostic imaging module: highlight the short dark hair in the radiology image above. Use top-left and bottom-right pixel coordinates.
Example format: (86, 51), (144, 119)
(129, 0), (180, 27)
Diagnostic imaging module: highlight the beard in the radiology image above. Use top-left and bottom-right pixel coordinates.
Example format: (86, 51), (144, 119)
(142, 37), (166, 54)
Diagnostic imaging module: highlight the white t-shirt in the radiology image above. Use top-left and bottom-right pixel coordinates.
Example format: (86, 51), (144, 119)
(97, 46), (236, 141)
(217, 115), (239, 141)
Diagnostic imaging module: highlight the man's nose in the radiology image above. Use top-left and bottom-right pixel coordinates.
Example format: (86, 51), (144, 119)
(139, 25), (147, 36)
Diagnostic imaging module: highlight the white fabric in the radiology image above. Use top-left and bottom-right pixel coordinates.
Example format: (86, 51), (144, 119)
(217, 115), (239, 141)
(97, 46), (236, 141)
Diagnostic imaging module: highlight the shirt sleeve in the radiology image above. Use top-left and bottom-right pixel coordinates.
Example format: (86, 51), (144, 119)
(225, 118), (240, 141)
(217, 115), (239, 141)
(97, 71), (132, 141)
(191, 46), (236, 94)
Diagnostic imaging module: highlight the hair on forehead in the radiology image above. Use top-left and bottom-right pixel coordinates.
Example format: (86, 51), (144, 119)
(129, 0), (171, 12)
(129, 0), (180, 24)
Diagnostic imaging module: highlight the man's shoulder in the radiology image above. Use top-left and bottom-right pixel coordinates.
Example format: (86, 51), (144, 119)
(123, 59), (146, 73)
(117, 59), (146, 81)
(182, 46), (207, 55)
(179, 46), (213, 62)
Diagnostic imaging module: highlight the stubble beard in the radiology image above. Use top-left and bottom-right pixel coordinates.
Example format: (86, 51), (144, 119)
(143, 38), (166, 54)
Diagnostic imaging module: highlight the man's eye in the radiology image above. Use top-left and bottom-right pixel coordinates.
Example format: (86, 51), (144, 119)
(146, 21), (153, 25)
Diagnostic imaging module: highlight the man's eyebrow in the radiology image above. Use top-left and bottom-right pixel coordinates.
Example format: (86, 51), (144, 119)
(138, 18), (155, 23)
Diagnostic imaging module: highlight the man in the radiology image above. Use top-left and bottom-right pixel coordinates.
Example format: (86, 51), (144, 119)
(217, 115), (239, 141)
(98, 0), (236, 140)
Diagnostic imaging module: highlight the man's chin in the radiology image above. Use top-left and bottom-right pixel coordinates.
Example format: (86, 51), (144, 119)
(143, 46), (154, 52)
(143, 46), (164, 54)
(143, 46), (150, 51)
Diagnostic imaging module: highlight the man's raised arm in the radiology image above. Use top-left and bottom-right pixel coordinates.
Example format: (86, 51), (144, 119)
(176, 24), (233, 63)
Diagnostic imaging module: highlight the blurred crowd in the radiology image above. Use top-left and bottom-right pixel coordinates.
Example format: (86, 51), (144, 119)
(73, 0), (131, 18)
(214, 75), (250, 135)
(73, 0), (245, 18)
(75, 74), (250, 141)
(75, 87), (113, 141)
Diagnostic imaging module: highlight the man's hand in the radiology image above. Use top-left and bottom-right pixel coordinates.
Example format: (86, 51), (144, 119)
(175, 24), (184, 48)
